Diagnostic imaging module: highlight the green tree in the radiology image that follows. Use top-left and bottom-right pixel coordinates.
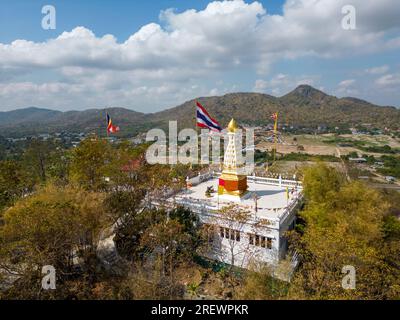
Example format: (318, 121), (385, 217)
(0, 160), (32, 211)
(22, 139), (52, 183)
(237, 263), (289, 300)
(302, 162), (343, 204)
(105, 189), (147, 259)
(69, 138), (113, 190)
(0, 184), (111, 299)
(21, 139), (69, 186)
(289, 164), (399, 299)
(140, 217), (193, 299)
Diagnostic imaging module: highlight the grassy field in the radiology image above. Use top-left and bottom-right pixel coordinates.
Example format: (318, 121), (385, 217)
(254, 160), (345, 179)
(256, 133), (400, 158)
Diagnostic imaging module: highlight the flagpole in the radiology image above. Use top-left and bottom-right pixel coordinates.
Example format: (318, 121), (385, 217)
(193, 103), (198, 169)
(106, 111), (109, 137)
(286, 186), (289, 207)
(274, 112), (278, 163)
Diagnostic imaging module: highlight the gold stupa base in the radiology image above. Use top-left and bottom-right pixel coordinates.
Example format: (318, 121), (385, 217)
(218, 170), (249, 203)
(218, 172), (248, 196)
(217, 189), (252, 203)
(217, 186), (247, 196)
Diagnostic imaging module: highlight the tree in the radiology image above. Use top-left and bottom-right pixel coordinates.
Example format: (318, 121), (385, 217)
(204, 204), (269, 272)
(169, 206), (200, 242)
(237, 263), (289, 300)
(302, 162), (343, 204)
(0, 160), (32, 211)
(21, 139), (70, 186)
(47, 146), (70, 186)
(22, 139), (51, 183)
(215, 205), (252, 269)
(105, 190), (147, 260)
(199, 204), (271, 297)
(288, 164), (398, 299)
(118, 261), (185, 300)
(0, 184), (111, 299)
(69, 138), (114, 191)
(140, 217), (193, 299)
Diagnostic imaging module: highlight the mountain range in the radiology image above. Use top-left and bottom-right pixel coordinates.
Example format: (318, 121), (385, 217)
(0, 85), (399, 137)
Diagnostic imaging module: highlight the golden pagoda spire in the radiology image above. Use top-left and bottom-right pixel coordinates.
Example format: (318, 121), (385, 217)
(228, 118), (238, 132)
(218, 117), (248, 200)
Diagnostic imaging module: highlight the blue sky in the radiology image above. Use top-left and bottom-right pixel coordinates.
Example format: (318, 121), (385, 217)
(0, 0), (399, 112)
(0, 0), (284, 43)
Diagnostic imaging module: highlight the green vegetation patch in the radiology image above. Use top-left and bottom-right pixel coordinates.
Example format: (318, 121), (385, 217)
(280, 152), (339, 162)
(378, 155), (400, 178)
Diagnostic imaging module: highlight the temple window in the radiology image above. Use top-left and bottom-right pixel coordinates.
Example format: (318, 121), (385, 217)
(248, 233), (273, 249)
(267, 237), (272, 249)
(248, 234), (254, 245)
(220, 227), (241, 242)
(261, 236), (266, 248)
(235, 230), (241, 242)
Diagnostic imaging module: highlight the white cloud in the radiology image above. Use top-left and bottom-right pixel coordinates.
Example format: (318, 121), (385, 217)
(365, 65), (389, 75)
(338, 79), (356, 87)
(375, 73), (400, 87)
(209, 88), (219, 96)
(253, 73), (317, 95)
(337, 79), (359, 95)
(0, 0), (400, 110)
(253, 79), (269, 91)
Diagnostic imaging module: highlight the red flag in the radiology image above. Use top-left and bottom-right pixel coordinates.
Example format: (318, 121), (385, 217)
(106, 113), (120, 134)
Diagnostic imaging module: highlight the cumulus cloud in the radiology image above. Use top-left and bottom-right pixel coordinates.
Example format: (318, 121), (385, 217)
(337, 79), (359, 95)
(0, 0), (400, 110)
(338, 79), (355, 87)
(253, 79), (269, 91)
(375, 73), (400, 88)
(365, 65), (389, 75)
(254, 73), (317, 95)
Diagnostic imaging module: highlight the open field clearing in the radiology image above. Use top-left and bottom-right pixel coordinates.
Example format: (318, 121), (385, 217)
(257, 141), (338, 156)
(256, 133), (400, 157)
(254, 160), (346, 178)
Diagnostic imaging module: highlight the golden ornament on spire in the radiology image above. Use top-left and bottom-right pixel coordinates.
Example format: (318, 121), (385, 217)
(228, 118), (238, 132)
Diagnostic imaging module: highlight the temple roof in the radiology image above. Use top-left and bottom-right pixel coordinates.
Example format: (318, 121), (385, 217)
(173, 176), (302, 224)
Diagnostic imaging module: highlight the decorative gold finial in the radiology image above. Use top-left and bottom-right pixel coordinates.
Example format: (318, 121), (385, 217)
(228, 118), (238, 132)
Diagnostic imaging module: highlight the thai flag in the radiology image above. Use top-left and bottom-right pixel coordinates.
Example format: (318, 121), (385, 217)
(196, 101), (222, 132)
(106, 112), (120, 134)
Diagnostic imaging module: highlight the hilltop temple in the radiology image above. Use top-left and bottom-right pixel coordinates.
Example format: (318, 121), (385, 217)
(158, 119), (303, 279)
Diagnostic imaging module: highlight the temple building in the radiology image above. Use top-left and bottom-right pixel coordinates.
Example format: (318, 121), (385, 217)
(157, 119), (303, 280)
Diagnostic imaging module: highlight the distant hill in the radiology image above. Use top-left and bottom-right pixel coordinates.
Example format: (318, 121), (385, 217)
(152, 85), (400, 130)
(0, 85), (399, 137)
(0, 107), (61, 126)
(0, 107), (151, 137)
